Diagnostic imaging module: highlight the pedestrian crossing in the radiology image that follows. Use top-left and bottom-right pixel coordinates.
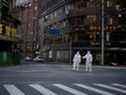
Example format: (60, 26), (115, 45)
(53, 84), (87, 95)
(74, 83), (114, 95)
(112, 83), (126, 89)
(3, 85), (25, 95)
(94, 83), (126, 94)
(1, 83), (126, 95)
(29, 84), (57, 95)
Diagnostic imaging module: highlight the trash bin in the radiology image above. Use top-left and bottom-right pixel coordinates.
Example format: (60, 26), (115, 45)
(0, 52), (21, 66)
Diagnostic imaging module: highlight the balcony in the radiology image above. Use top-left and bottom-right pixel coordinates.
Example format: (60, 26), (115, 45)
(68, 7), (98, 17)
(67, 6), (119, 18)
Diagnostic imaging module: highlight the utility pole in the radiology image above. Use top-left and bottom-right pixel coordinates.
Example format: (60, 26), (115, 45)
(69, 39), (72, 64)
(101, 0), (105, 65)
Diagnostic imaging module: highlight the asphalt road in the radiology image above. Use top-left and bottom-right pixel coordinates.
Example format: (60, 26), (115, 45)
(0, 62), (126, 95)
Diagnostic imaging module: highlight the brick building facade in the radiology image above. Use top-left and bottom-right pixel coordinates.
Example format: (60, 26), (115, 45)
(10, 0), (39, 57)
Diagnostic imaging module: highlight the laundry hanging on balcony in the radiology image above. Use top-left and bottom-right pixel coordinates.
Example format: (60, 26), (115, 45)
(16, 0), (31, 7)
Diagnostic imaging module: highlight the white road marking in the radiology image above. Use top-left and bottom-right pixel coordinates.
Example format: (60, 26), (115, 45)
(4, 84), (25, 95)
(53, 84), (87, 95)
(94, 84), (126, 94)
(112, 83), (126, 88)
(74, 83), (114, 95)
(29, 84), (57, 95)
(1, 69), (49, 73)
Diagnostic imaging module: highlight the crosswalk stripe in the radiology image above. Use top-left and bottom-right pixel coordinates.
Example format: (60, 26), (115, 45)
(29, 84), (57, 95)
(112, 83), (126, 88)
(74, 83), (114, 95)
(3, 84), (25, 95)
(94, 84), (126, 94)
(53, 84), (87, 95)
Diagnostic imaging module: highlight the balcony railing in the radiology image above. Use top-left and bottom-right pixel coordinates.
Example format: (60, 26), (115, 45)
(68, 7), (98, 17)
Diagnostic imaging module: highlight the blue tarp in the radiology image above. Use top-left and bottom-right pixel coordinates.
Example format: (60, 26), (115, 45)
(48, 27), (61, 36)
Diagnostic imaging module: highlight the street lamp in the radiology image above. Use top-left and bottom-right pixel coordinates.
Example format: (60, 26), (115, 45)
(32, 17), (37, 57)
(101, 0), (105, 65)
(69, 37), (72, 64)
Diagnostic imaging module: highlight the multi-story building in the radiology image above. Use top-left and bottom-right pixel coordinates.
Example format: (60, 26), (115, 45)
(10, 0), (39, 57)
(0, 0), (22, 65)
(39, 0), (126, 65)
(0, 0), (19, 49)
(39, 0), (71, 62)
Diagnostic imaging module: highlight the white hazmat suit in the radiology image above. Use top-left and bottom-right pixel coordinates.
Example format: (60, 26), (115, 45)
(83, 51), (93, 72)
(72, 51), (81, 71)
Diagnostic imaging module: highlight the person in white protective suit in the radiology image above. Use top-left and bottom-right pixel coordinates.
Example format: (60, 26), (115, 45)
(83, 51), (93, 72)
(72, 51), (81, 71)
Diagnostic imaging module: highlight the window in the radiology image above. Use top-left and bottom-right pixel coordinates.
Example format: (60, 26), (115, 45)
(50, 13), (53, 20)
(28, 3), (32, 7)
(106, 0), (112, 7)
(115, 5), (120, 10)
(109, 18), (113, 25)
(78, 1), (87, 9)
(107, 1), (110, 7)
(63, 22), (66, 27)
(44, 15), (49, 21)
(54, 11), (57, 17)
(65, 4), (73, 14)
(58, 9), (62, 15)
(34, 6), (38, 11)
(106, 32), (110, 42)
(65, 6), (69, 14)
(87, 15), (97, 24)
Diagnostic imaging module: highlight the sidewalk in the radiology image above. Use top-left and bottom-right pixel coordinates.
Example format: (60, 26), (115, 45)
(19, 60), (126, 70)
(47, 61), (126, 69)
(95, 65), (126, 70)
